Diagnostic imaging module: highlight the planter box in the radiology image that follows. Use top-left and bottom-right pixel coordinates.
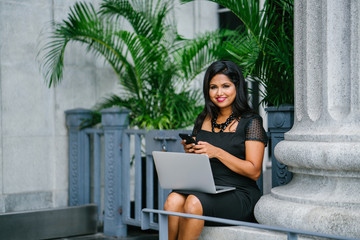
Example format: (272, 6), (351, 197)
(266, 105), (294, 188)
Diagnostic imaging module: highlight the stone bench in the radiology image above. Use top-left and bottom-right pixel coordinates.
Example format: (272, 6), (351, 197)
(200, 226), (317, 240)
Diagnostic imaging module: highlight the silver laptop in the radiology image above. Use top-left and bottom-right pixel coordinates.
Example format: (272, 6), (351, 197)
(152, 151), (235, 194)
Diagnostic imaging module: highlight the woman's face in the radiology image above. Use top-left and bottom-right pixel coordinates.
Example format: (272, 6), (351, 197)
(209, 74), (236, 111)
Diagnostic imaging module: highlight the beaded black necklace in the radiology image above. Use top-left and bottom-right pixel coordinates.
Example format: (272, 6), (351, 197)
(211, 113), (236, 132)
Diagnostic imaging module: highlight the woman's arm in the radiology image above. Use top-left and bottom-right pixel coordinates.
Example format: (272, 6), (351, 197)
(193, 140), (265, 181)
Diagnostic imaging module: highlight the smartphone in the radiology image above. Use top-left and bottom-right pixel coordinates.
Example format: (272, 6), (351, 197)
(179, 133), (197, 144)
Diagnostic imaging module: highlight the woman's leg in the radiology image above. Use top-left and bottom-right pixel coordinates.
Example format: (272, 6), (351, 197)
(178, 195), (204, 240)
(164, 192), (186, 240)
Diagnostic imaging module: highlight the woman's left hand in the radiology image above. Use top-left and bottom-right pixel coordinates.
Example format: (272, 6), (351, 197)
(192, 141), (219, 159)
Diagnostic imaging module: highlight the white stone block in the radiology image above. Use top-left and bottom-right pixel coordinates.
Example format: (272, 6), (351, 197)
(94, 65), (121, 96)
(0, 1), (50, 66)
(5, 191), (53, 212)
(256, 194), (360, 239)
(0, 195), (5, 213)
(54, 136), (69, 191)
(53, 0), (84, 22)
(174, 0), (218, 38)
(174, 1), (196, 38)
(53, 66), (98, 135)
(0, 0), (55, 138)
(53, 189), (68, 208)
(0, 94), (2, 197)
(3, 136), (54, 194)
(197, 1), (219, 32)
(1, 64), (54, 137)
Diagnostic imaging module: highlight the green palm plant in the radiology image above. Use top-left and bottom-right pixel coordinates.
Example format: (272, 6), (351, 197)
(181, 0), (294, 107)
(37, 0), (232, 129)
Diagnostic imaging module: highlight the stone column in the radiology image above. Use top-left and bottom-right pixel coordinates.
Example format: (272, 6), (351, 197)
(255, 0), (360, 238)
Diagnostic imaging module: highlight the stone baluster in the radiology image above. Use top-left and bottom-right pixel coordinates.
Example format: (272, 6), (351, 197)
(101, 107), (130, 237)
(65, 108), (93, 206)
(255, 1), (360, 238)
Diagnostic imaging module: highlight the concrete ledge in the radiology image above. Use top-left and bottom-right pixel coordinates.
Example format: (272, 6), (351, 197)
(0, 204), (97, 240)
(200, 226), (318, 240)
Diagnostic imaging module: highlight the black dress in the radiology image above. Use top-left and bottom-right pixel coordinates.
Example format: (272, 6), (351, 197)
(175, 114), (268, 226)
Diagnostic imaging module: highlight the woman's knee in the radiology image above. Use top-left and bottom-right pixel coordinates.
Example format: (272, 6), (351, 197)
(184, 195), (203, 215)
(164, 192), (186, 211)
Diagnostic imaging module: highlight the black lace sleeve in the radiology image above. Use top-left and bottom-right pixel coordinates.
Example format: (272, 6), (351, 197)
(245, 116), (268, 146)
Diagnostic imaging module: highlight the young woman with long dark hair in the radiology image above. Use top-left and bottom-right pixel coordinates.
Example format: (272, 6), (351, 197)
(164, 60), (268, 240)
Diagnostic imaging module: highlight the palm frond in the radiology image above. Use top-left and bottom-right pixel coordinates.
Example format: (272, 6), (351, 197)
(174, 29), (234, 81)
(224, 29), (260, 78)
(100, 0), (171, 43)
(95, 94), (129, 110)
(37, 26), (68, 87)
(38, 1), (132, 87)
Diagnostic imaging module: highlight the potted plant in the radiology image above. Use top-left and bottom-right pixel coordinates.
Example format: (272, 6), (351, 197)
(37, 0), (233, 130)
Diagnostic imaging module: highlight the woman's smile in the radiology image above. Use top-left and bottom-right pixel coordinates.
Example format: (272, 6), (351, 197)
(216, 97), (226, 102)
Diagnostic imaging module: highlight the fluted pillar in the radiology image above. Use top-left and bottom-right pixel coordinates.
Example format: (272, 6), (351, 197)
(255, 0), (360, 238)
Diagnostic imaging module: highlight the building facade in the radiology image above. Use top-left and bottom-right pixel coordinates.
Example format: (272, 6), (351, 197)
(0, 0), (219, 212)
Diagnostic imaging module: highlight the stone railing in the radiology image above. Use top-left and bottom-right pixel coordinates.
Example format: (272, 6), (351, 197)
(65, 107), (189, 237)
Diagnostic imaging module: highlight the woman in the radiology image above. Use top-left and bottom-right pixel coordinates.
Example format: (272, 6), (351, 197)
(164, 60), (268, 240)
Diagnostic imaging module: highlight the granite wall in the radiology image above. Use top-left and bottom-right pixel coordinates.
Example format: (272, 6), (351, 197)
(0, 0), (219, 213)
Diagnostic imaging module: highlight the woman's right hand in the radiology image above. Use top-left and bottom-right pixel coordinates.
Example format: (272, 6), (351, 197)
(181, 140), (196, 153)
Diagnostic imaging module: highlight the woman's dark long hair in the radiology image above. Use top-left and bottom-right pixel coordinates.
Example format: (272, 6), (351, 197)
(193, 60), (254, 135)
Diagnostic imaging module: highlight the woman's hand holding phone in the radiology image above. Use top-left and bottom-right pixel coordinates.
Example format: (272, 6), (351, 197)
(179, 133), (197, 153)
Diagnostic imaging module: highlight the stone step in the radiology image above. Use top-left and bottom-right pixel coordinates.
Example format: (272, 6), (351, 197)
(0, 204), (97, 240)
